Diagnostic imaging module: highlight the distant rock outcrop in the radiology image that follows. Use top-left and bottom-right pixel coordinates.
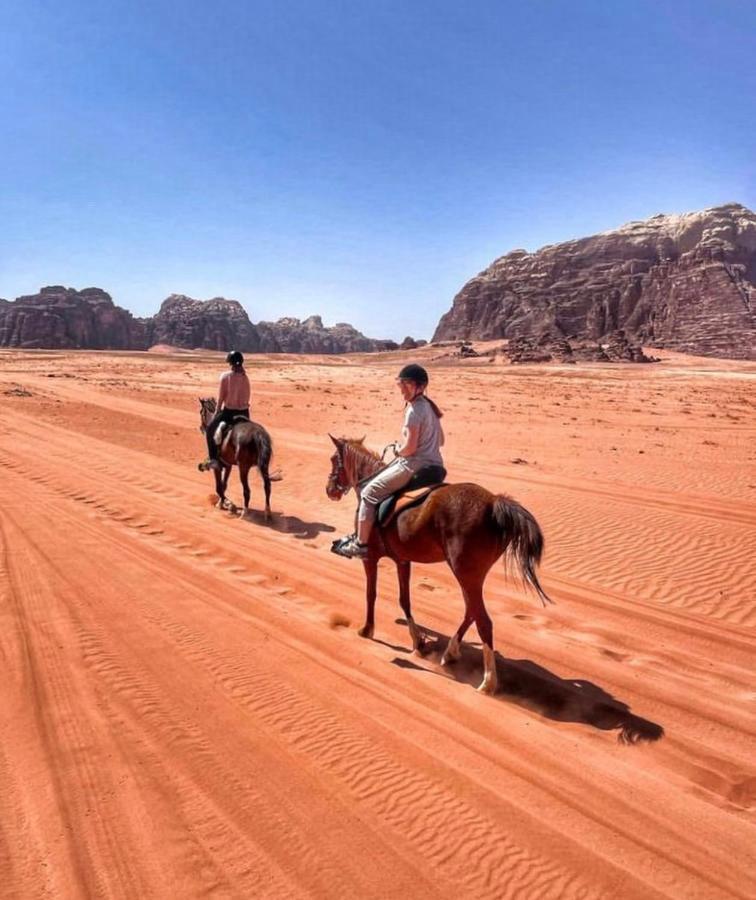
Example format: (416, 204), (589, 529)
(433, 203), (756, 360)
(0, 287), (398, 354)
(399, 336), (427, 350)
(504, 330), (655, 364)
(254, 315), (397, 354)
(0, 286), (146, 349)
(144, 295), (262, 352)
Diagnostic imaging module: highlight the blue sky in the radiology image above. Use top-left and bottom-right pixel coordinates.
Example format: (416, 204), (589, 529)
(1, 0), (754, 340)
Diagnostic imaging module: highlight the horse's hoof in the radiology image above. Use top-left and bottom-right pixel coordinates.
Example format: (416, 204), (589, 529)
(440, 652), (457, 667)
(264, 511), (272, 524)
(358, 625), (374, 639)
(413, 640), (429, 657)
(476, 679), (498, 695)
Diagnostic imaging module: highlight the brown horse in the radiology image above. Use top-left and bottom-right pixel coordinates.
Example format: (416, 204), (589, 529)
(198, 398), (280, 520)
(326, 436), (552, 693)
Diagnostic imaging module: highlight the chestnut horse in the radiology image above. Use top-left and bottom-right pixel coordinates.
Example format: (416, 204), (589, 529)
(326, 436), (552, 693)
(198, 398), (279, 520)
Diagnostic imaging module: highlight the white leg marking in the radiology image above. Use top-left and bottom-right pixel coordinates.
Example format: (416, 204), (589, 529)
(441, 634), (461, 666)
(477, 644), (498, 694)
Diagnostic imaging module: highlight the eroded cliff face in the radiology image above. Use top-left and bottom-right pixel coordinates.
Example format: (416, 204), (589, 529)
(0, 289), (400, 354)
(143, 295), (262, 352)
(433, 203), (756, 359)
(0, 286), (147, 349)
(254, 315), (397, 353)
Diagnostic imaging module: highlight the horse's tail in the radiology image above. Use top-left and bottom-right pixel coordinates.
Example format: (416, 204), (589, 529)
(252, 426), (273, 475)
(492, 495), (554, 607)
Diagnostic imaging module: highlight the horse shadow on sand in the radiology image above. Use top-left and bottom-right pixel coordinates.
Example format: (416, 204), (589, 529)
(236, 507), (336, 540)
(389, 622), (664, 744)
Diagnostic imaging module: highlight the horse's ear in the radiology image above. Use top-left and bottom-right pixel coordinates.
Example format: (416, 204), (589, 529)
(358, 435), (366, 444)
(328, 433), (341, 448)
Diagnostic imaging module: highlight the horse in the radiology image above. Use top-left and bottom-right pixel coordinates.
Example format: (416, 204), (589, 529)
(326, 436), (552, 693)
(198, 397), (279, 520)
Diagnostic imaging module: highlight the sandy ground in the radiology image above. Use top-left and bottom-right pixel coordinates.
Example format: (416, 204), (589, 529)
(0, 346), (754, 899)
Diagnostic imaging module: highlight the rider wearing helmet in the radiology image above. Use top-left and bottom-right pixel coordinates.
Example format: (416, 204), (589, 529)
(336, 363), (445, 558)
(202, 350), (251, 471)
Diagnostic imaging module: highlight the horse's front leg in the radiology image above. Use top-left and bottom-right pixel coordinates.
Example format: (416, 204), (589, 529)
(214, 467), (227, 508)
(397, 560), (425, 654)
(358, 557), (377, 639)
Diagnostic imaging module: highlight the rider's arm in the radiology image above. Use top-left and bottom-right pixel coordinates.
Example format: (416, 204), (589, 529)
(395, 420), (419, 458)
(217, 373), (228, 411)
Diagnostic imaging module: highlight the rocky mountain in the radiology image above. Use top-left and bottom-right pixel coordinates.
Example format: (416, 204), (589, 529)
(433, 203), (756, 359)
(144, 295), (262, 352)
(255, 315), (397, 353)
(0, 288), (401, 354)
(0, 286), (147, 349)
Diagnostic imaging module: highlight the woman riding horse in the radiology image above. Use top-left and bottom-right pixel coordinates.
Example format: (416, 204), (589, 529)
(202, 350), (251, 471)
(326, 364), (552, 693)
(333, 363), (444, 559)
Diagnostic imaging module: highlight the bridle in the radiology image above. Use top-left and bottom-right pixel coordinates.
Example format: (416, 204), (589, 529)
(326, 448), (351, 499)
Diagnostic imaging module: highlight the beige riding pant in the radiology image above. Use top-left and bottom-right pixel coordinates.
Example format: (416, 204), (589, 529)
(357, 458), (414, 525)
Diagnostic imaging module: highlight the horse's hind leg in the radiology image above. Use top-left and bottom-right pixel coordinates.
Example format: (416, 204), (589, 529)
(260, 467), (272, 522)
(465, 584), (497, 694)
(397, 561), (425, 653)
(441, 614), (473, 666)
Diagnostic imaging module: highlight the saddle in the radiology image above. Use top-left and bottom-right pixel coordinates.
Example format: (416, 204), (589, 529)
(377, 465), (447, 527)
(213, 414), (250, 446)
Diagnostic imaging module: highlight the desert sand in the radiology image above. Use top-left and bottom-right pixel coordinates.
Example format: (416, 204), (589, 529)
(0, 346), (754, 899)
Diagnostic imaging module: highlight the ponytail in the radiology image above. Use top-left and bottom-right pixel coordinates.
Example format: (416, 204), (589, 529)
(423, 395), (443, 419)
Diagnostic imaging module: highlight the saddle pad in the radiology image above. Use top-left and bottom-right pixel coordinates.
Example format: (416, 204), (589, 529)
(377, 484), (445, 527)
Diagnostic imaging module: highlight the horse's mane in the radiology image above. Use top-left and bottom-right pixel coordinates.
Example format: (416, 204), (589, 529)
(338, 437), (382, 483)
(341, 437), (381, 462)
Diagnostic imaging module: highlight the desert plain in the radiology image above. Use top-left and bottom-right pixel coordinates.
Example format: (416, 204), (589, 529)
(0, 345), (754, 899)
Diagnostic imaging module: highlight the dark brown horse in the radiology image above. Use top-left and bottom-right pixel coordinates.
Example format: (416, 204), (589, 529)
(199, 398), (280, 520)
(326, 436), (552, 693)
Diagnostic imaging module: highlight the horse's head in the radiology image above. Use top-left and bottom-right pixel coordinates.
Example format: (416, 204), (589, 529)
(198, 397), (217, 433)
(326, 434), (351, 500)
(326, 434), (380, 500)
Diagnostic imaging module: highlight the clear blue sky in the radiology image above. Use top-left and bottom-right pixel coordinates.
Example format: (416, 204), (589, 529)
(1, 0), (754, 340)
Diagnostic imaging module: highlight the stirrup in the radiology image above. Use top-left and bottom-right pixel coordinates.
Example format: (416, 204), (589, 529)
(198, 458), (221, 472)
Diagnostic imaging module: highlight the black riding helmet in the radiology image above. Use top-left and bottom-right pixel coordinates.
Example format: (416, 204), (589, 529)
(226, 350), (244, 367)
(397, 363), (428, 385)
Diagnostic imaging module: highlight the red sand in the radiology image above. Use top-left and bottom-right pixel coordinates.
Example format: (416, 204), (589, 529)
(0, 348), (754, 899)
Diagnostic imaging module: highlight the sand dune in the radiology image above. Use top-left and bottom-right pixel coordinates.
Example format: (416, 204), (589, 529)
(0, 348), (754, 899)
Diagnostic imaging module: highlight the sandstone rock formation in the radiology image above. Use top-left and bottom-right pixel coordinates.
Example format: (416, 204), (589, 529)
(0, 288), (398, 354)
(254, 315), (397, 354)
(434, 203), (756, 359)
(0, 286), (147, 350)
(144, 295), (261, 352)
(503, 330), (655, 364)
(399, 336), (427, 350)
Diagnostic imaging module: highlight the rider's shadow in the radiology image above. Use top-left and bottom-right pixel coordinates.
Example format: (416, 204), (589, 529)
(239, 509), (336, 540)
(391, 624), (664, 744)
